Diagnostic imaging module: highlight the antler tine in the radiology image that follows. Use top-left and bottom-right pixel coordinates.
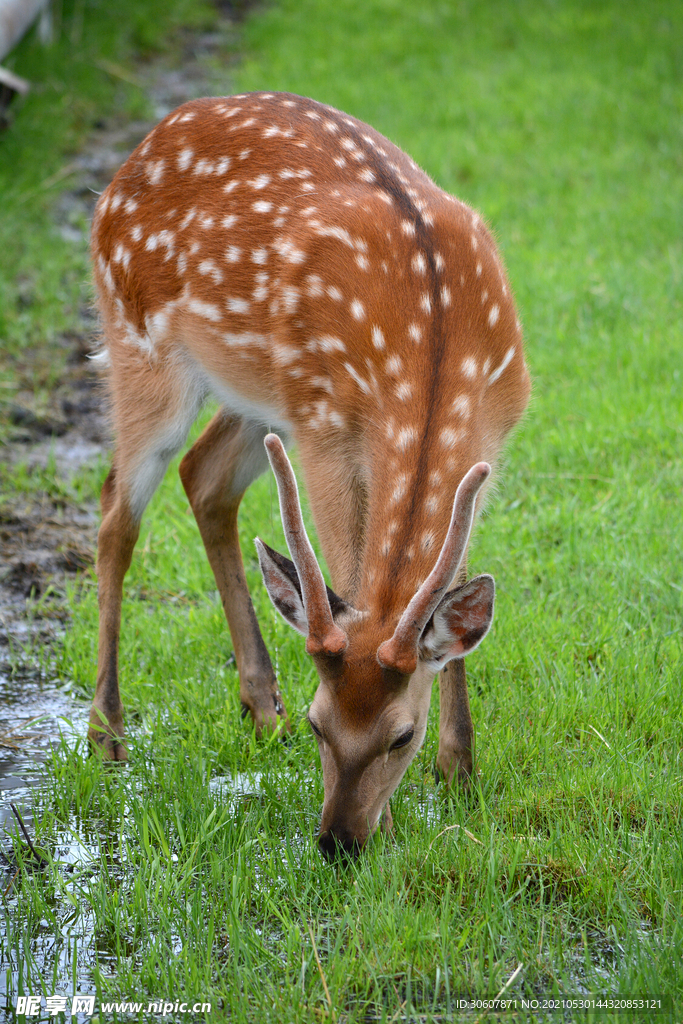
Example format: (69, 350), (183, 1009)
(264, 434), (347, 656)
(377, 461), (491, 675)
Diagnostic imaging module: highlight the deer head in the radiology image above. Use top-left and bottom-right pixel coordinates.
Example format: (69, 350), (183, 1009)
(256, 434), (494, 859)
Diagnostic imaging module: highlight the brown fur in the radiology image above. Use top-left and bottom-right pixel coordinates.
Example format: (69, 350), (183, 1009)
(89, 92), (530, 851)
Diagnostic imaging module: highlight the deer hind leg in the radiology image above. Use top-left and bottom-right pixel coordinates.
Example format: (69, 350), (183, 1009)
(179, 413), (288, 735)
(90, 348), (205, 760)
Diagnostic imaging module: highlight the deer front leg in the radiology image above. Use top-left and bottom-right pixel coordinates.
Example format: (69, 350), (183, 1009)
(436, 659), (474, 785)
(179, 413), (289, 735)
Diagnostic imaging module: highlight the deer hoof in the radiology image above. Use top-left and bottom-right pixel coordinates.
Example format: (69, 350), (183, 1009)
(88, 725), (129, 761)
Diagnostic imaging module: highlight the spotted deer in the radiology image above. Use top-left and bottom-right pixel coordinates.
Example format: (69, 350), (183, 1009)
(90, 91), (530, 858)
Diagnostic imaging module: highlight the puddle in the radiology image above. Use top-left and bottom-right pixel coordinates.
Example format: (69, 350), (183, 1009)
(0, 659), (102, 1018)
(0, 664), (89, 828)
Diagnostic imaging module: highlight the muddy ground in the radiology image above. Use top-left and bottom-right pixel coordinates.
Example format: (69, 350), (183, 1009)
(0, 1), (250, 803)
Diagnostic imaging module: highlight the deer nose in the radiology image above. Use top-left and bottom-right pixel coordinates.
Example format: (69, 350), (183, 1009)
(318, 827), (362, 862)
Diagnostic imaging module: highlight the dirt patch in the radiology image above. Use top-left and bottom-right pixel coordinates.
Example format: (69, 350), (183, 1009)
(0, 0), (250, 668)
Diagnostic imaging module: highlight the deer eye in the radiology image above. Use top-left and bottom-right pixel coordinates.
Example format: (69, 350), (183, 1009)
(308, 716), (323, 738)
(391, 728), (414, 751)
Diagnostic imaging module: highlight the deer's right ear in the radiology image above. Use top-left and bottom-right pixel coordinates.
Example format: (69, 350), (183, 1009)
(256, 539), (308, 635)
(256, 539), (354, 638)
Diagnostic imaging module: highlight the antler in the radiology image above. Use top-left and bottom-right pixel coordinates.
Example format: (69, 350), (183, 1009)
(377, 462), (491, 675)
(264, 434), (348, 657)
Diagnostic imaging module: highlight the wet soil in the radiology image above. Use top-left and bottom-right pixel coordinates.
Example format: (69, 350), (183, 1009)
(0, 0), (251, 814)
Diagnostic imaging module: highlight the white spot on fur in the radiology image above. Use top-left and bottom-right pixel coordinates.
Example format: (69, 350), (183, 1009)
(250, 174), (271, 189)
(273, 238), (306, 264)
(390, 474), (407, 504)
(282, 286), (300, 313)
(488, 304), (500, 328)
(344, 362), (373, 395)
(227, 296), (251, 314)
(225, 246), (242, 263)
(461, 357), (477, 379)
(440, 426), (465, 449)
(424, 495), (439, 515)
(385, 355), (403, 376)
(193, 158), (215, 176)
(452, 395), (471, 418)
(305, 274), (324, 297)
(198, 259), (223, 284)
(371, 326), (385, 350)
(412, 252), (427, 275)
(350, 299), (365, 320)
(488, 345), (515, 384)
(252, 272), (269, 301)
(273, 344), (300, 366)
(177, 148), (194, 172)
(311, 375), (334, 395)
(179, 208), (197, 230)
(316, 335), (346, 354)
(396, 426), (417, 450)
(188, 298), (222, 322)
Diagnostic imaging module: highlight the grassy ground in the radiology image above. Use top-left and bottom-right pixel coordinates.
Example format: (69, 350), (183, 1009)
(2, 0), (682, 1021)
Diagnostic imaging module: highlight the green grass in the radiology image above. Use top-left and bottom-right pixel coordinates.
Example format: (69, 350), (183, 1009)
(0, 0), (220, 437)
(2, 0), (682, 1021)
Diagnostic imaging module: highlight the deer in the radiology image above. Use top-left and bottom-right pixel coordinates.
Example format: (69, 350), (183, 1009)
(89, 91), (530, 859)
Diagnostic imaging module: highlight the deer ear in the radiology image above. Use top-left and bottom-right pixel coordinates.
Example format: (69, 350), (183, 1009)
(419, 574), (495, 672)
(255, 539), (351, 636)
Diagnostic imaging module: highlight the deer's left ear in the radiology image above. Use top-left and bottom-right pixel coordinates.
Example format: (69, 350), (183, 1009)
(255, 539), (351, 636)
(419, 574), (495, 672)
